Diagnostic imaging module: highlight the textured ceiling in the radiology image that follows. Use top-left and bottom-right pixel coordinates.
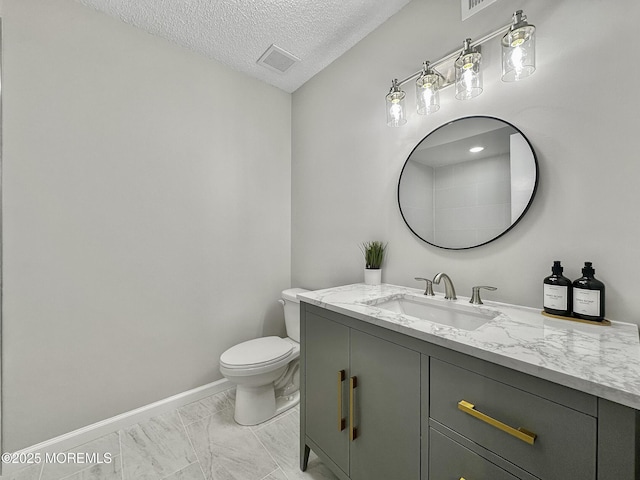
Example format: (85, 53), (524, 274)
(76, 0), (413, 93)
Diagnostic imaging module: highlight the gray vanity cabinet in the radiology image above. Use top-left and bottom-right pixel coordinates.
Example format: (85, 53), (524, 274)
(301, 305), (421, 480)
(301, 302), (640, 480)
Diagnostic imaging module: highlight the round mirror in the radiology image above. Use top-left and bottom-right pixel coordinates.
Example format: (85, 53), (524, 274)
(398, 116), (538, 250)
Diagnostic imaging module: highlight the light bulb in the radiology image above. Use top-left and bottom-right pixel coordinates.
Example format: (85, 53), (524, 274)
(390, 101), (402, 121)
(510, 46), (525, 77)
(422, 85), (433, 102)
(511, 46), (524, 66)
(463, 68), (474, 92)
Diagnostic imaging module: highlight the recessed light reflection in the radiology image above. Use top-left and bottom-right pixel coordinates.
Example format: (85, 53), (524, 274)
(469, 146), (485, 153)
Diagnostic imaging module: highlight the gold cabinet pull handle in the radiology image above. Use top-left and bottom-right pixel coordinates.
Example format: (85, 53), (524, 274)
(349, 376), (358, 441)
(458, 400), (537, 445)
(337, 370), (346, 431)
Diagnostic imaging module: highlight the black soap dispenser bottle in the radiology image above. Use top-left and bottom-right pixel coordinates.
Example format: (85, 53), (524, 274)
(543, 261), (572, 317)
(572, 262), (605, 322)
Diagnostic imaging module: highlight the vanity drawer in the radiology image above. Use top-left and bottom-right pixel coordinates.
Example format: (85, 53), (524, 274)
(429, 428), (520, 480)
(430, 358), (596, 480)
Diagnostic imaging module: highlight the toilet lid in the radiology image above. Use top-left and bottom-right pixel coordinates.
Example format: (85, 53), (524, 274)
(220, 336), (294, 368)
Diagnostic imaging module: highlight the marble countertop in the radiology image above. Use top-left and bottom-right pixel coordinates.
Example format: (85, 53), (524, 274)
(298, 283), (640, 410)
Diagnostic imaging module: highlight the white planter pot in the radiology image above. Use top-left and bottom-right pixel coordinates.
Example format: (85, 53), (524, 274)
(364, 268), (382, 285)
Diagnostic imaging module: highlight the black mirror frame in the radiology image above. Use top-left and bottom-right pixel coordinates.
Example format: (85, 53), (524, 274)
(397, 115), (539, 250)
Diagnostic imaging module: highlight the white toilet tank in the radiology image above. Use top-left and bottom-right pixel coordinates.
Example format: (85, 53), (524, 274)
(281, 288), (308, 343)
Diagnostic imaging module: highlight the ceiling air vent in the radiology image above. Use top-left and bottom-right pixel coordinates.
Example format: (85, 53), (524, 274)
(257, 44), (300, 74)
(461, 0), (498, 20)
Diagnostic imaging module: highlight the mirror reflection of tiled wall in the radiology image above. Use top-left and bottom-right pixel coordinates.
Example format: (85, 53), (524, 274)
(434, 154), (511, 248)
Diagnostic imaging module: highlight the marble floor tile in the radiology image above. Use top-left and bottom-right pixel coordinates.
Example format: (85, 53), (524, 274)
(254, 412), (337, 480)
(7, 393), (333, 480)
(160, 463), (205, 480)
(178, 392), (233, 426)
(259, 468), (287, 480)
(250, 406), (297, 432)
(224, 390), (236, 403)
(3, 462), (43, 480)
(185, 407), (277, 480)
(41, 432), (121, 480)
(121, 411), (196, 480)
(60, 456), (122, 480)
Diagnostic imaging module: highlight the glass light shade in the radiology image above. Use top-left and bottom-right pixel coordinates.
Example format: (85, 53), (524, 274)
(416, 73), (440, 115)
(386, 89), (407, 127)
(502, 25), (536, 81)
(455, 51), (482, 100)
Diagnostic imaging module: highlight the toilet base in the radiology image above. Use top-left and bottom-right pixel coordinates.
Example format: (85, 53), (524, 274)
(275, 390), (300, 417)
(233, 385), (300, 426)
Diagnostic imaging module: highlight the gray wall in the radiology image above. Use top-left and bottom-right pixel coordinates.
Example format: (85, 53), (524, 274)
(1, 0), (291, 450)
(292, 0), (640, 323)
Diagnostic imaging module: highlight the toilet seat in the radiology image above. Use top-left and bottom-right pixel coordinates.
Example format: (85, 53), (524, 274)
(220, 336), (297, 376)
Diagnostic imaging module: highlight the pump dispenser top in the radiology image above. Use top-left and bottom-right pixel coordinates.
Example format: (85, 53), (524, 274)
(582, 262), (595, 276)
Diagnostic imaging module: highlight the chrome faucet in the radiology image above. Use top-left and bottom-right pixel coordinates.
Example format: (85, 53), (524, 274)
(433, 272), (457, 300)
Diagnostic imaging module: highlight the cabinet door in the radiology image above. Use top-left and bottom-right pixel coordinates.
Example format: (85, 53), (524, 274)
(305, 312), (350, 475)
(350, 330), (420, 480)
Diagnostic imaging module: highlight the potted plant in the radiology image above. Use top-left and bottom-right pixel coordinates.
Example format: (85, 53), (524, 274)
(361, 241), (387, 285)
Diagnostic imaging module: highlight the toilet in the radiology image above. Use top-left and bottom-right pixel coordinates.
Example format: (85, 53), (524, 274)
(219, 288), (308, 425)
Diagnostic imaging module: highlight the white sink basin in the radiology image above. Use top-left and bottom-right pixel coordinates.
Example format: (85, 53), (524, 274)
(372, 295), (497, 331)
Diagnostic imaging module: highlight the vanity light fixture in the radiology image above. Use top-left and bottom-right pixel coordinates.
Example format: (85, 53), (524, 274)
(455, 39), (483, 100)
(416, 61), (442, 115)
(501, 10), (536, 82)
(385, 10), (536, 127)
(386, 79), (407, 127)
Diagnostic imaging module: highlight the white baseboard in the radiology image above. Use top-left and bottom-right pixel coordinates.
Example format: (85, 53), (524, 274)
(1, 378), (231, 476)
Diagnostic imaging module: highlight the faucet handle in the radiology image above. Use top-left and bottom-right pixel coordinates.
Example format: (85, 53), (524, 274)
(470, 286), (497, 305)
(414, 277), (435, 296)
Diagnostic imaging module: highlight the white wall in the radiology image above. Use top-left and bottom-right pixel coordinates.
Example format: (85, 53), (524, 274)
(292, 0), (640, 324)
(1, 0), (291, 450)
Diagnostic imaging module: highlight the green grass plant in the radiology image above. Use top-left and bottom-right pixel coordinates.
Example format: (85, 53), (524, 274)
(361, 241), (387, 269)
